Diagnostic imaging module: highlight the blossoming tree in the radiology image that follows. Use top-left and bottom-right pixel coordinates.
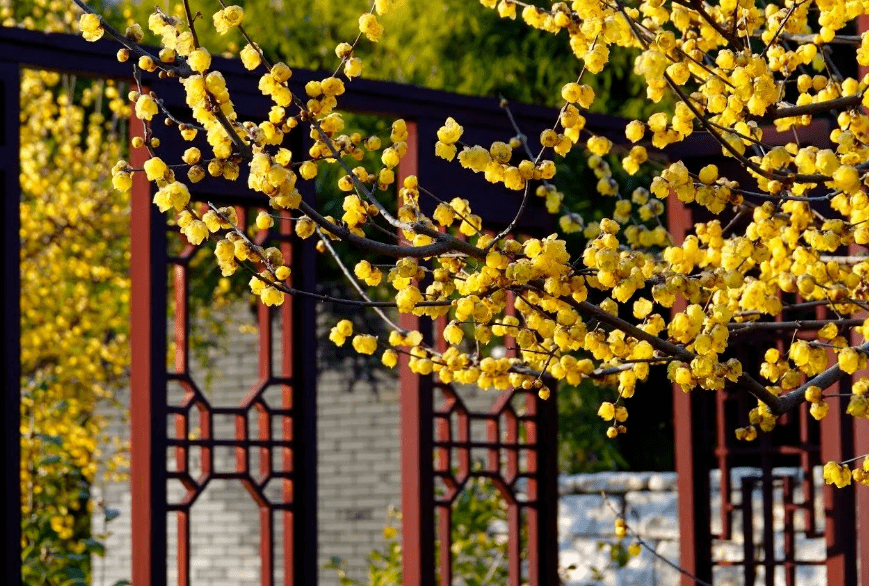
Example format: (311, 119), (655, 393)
(75, 0), (869, 491)
(4, 2), (138, 582)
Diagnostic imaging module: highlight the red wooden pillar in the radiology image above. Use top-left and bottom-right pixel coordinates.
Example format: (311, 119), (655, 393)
(397, 121), (437, 586)
(854, 19), (869, 583)
(525, 384), (560, 586)
(130, 109), (169, 586)
(396, 119), (559, 586)
(854, 341), (869, 586)
(819, 370), (857, 585)
(666, 196), (713, 586)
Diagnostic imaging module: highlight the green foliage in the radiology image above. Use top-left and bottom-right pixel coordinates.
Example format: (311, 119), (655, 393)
(20, 434), (100, 586)
(446, 479), (511, 585)
(120, 0), (649, 114)
(325, 477), (509, 586)
(558, 381), (629, 473)
(580, 540), (636, 586)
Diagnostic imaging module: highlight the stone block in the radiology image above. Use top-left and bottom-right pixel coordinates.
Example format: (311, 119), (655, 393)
(559, 494), (622, 538)
(712, 564), (743, 586)
(796, 564), (826, 584)
(559, 537), (616, 586)
(563, 472), (651, 494)
(624, 491), (679, 540)
(795, 536), (825, 562)
(612, 544), (655, 586)
(647, 472), (677, 492)
(227, 566), (259, 581)
(558, 475), (577, 495)
(189, 556), (212, 569)
(653, 539), (682, 586)
(712, 539), (743, 563)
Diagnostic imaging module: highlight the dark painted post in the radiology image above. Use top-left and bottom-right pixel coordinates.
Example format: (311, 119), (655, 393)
(853, 20), (869, 582)
(0, 61), (22, 586)
(290, 126), (320, 586)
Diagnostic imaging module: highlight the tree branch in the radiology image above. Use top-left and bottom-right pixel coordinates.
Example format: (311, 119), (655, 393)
(772, 340), (869, 415)
(296, 200), (468, 259)
(728, 318), (865, 335)
(765, 94), (863, 121)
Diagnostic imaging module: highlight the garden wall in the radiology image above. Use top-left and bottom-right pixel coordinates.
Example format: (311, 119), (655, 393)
(558, 468), (826, 586)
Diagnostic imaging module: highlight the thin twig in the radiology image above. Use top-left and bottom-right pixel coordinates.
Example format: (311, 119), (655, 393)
(315, 227), (406, 333)
(71, 0), (192, 77)
(601, 493), (715, 586)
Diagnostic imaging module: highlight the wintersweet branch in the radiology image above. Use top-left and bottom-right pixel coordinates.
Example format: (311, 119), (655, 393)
(766, 94), (864, 121)
(71, 0), (193, 78)
(728, 318), (866, 334)
(208, 202), (450, 308)
(772, 341), (869, 416)
(296, 199), (464, 259)
(566, 297), (800, 411)
(315, 226), (407, 333)
(67, 0), (869, 478)
(570, 299), (692, 361)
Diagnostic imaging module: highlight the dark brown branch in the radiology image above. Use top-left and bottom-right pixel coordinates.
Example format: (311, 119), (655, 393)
(776, 33), (861, 45)
(685, 0), (745, 51)
(765, 94), (863, 121)
(729, 318), (865, 334)
(315, 226), (407, 333)
(773, 341), (869, 415)
(563, 297), (798, 412)
(296, 200), (469, 259)
(211, 102), (253, 159)
(570, 299), (693, 361)
(181, 0), (200, 49)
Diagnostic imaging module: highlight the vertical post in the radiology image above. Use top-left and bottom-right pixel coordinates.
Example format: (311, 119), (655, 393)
(856, 16), (869, 586)
(819, 374), (857, 586)
(0, 61), (21, 586)
(256, 269), (275, 586)
(130, 111), (168, 586)
(741, 481), (756, 586)
(291, 129), (319, 586)
(399, 316), (435, 586)
(856, 414), (869, 586)
(173, 252), (191, 586)
(667, 196), (713, 586)
(526, 388), (559, 586)
(397, 120), (436, 586)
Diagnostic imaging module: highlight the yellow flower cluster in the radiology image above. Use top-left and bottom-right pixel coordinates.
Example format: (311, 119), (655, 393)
(434, 116), (463, 161)
(330, 319), (354, 346)
(823, 461), (852, 488)
(20, 67), (131, 560)
(212, 5), (243, 35)
(359, 13), (384, 42)
(851, 459), (869, 487)
(78, 12), (102, 41)
(355, 260), (383, 286)
(452, 140), (556, 191)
